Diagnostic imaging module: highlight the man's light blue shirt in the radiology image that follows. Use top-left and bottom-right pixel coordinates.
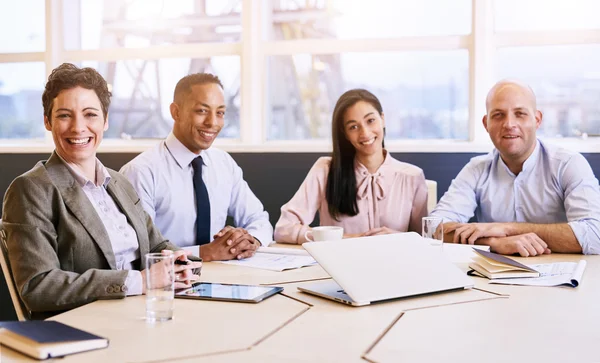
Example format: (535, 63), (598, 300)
(431, 139), (600, 254)
(120, 133), (273, 247)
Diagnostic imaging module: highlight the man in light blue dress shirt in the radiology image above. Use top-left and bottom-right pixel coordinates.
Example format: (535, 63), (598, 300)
(431, 80), (600, 257)
(120, 73), (272, 261)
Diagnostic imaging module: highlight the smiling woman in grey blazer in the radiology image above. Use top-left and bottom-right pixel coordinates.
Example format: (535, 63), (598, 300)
(1, 63), (201, 319)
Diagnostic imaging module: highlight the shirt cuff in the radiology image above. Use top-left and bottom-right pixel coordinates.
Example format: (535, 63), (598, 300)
(125, 270), (143, 296)
(568, 220), (600, 255)
(250, 230), (273, 246)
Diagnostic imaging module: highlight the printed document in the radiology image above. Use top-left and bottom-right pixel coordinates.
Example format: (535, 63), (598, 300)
(217, 247), (317, 272)
(489, 260), (586, 287)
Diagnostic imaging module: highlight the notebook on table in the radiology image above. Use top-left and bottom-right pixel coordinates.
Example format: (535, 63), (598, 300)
(298, 232), (474, 306)
(0, 321), (109, 360)
(468, 249), (540, 279)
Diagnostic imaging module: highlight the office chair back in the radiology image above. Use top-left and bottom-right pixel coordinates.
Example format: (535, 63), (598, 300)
(0, 220), (29, 320)
(425, 180), (438, 214)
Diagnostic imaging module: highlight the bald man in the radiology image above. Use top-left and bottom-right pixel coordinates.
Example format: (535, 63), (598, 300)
(431, 80), (600, 256)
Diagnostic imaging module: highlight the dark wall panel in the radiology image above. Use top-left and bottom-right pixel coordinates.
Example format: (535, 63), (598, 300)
(0, 152), (485, 223)
(2, 150), (600, 320)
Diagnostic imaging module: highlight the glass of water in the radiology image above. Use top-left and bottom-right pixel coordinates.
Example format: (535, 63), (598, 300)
(422, 217), (444, 250)
(145, 252), (175, 322)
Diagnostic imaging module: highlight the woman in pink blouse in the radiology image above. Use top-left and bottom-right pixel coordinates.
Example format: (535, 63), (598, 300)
(274, 89), (428, 244)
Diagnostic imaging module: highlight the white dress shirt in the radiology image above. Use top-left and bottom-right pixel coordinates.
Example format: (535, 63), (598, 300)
(120, 132), (273, 246)
(431, 139), (600, 254)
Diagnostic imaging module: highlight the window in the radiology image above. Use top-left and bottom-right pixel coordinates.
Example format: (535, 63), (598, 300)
(63, 0), (242, 50)
(269, 0), (471, 40)
(267, 51), (469, 140)
(2, 0), (600, 151)
(0, 0), (45, 53)
(496, 45), (600, 138)
(494, 0), (600, 32)
(265, 0), (471, 141)
(0, 63), (45, 139)
(494, 0), (600, 140)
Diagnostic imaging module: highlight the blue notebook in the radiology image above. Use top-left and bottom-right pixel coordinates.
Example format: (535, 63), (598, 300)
(0, 321), (108, 360)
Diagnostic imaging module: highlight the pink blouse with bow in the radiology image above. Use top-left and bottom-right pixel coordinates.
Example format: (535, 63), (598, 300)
(274, 153), (428, 244)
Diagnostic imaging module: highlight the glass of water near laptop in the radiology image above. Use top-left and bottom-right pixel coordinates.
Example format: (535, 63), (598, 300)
(145, 252), (175, 322)
(422, 217), (444, 250)
(304, 226), (344, 242)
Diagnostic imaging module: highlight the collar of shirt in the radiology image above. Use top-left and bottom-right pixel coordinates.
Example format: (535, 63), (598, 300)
(56, 153), (111, 188)
(496, 139), (541, 178)
(354, 150), (391, 176)
(164, 132), (211, 169)
(355, 151), (391, 200)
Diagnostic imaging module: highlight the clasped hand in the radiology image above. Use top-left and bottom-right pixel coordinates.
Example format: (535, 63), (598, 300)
(201, 226), (259, 261)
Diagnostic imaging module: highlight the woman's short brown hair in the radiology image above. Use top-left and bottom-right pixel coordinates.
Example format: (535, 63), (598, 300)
(42, 63), (111, 121)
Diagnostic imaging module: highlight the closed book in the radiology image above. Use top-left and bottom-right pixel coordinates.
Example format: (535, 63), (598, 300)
(0, 321), (108, 360)
(469, 249), (540, 279)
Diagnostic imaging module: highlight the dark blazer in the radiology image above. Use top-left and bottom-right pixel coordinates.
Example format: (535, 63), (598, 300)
(1, 152), (179, 316)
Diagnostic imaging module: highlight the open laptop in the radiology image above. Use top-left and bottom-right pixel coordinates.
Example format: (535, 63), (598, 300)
(298, 232), (474, 306)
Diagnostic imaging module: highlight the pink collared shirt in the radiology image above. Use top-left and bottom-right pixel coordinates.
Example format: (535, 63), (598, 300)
(274, 153), (428, 244)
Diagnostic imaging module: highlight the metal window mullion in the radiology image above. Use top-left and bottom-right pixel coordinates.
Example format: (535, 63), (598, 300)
(0, 53), (45, 63)
(62, 43), (241, 62)
(43, 0), (64, 145)
(240, 0), (264, 145)
(263, 36), (470, 55)
(469, 0), (495, 143)
(495, 29), (600, 48)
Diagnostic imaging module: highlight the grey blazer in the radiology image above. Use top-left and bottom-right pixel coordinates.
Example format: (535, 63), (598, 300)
(2, 152), (179, 316)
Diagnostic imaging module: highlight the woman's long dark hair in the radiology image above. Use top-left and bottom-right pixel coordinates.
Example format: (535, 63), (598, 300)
(325, 89), (384, 220)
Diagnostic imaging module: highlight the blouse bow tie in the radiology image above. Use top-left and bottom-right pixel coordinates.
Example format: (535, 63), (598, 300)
(357, 172), (386, 200)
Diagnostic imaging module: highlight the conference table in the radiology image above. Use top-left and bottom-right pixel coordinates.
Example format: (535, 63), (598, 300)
(1, 244), (599, 362)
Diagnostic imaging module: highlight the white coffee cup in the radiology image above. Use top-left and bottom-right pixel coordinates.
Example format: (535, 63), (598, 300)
(304, 226), (344, 242)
